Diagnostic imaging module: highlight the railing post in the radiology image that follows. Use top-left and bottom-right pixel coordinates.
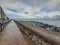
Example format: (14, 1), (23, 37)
(1, 25), (2, 31)
(0, 20), (11, 32)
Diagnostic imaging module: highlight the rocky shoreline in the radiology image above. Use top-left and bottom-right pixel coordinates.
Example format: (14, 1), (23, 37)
(22, 21), (60, 32)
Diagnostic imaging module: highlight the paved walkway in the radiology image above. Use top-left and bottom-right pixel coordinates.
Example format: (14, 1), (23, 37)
(0, 20), (34, 45)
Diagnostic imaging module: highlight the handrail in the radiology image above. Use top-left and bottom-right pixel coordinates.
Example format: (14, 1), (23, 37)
(0, 20), (11, 32)
(15, 20), (60, 45)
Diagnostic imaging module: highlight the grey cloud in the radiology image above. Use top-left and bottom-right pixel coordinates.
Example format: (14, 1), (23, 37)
(1, 0), (60, 12)
(0, 0), (60, 19)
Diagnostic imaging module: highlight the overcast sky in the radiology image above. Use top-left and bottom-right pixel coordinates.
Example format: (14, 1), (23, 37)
(0, 0), (60, 19)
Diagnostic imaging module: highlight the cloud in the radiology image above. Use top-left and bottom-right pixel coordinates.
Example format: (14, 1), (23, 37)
(41, 0), (60, 12)
(0, 0), (60, 19)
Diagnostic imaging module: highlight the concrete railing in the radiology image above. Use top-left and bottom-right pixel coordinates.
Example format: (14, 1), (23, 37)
(15, 21), (60, 45)
(0, 20), (11, 32)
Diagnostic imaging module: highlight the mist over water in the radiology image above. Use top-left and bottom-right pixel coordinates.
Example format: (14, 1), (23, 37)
(35, 20), (60, 27)
(18, 19), (60, 27)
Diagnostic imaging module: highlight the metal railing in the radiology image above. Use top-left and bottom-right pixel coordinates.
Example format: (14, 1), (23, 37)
(0, 20), (11, 32)
(15, 20), (60, 45)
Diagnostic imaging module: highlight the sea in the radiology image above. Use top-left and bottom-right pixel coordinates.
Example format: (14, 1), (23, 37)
(31, 20), (60, 27)
(18, 19), (60, 27)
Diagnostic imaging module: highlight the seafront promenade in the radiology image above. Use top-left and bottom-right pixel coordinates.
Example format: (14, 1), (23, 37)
(0, 20), (60, 45)
(0, 20), (35, 45)
(0, 6), (60, 45)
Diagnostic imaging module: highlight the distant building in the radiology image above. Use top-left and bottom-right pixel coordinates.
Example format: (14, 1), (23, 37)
(0, 6), (9, 22)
